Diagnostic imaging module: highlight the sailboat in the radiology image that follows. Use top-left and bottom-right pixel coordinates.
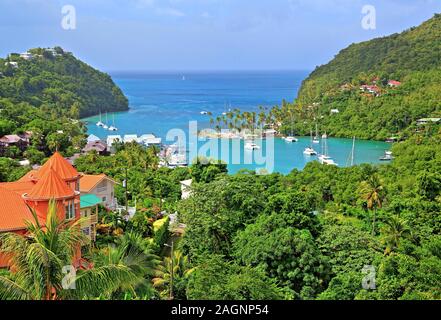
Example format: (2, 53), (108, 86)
(284, 113), (298, 142)
(303, 130), (317, 156)
(102, 113), (109, 129)
(96, 111), (104, 127)
(108, 114), (118, 131)
(318, 137), (338, 166)
(346, 136), (356, 166)
(313, 123), (320, 144)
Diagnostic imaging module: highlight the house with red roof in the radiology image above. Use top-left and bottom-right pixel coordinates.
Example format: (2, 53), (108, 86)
(388, 80), (402, 87)
(0, 152), (102, 268)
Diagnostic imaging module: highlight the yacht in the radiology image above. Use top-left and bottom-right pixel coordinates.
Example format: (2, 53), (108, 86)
(245, 142), (261, 150)
(284, 114), (298, 142)
(379, 151), (394, 161)
(284, 136), (298, 143)
(108, 114), (118, 131)
(319, 155), (338, 166)
(318, 137), (338, 166)
(303, 147), (317, 156)
(313, 123), (320, 144)
(200, 111), (208, 115)
(102, 112), (109, 129)
(322, 133), (328, 139)
(304, 130), (318, 155)
(96, 112), (104, 127)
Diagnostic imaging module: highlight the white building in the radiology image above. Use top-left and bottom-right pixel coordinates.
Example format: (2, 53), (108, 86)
(87, 134), (101, 143)
(20, 52), (34, 60)
(180, 179), (193, 200)
(123, 134), (138, 144)
(106, 135), (122, 152)
(5, 61), (18, 68)
(330, 109), (340, 114)
(138, 134), (162, 147)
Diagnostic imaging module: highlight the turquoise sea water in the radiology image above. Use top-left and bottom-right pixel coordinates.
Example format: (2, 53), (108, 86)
(83, 71), (390, 174)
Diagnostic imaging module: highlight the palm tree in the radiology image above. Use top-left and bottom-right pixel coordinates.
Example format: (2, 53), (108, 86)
(152, 251), (194, 300)
(0, 200), (138, 300)
(93, 232), (160, 299)
(360, 173), (386, 236)
(381, 215), (411, 255)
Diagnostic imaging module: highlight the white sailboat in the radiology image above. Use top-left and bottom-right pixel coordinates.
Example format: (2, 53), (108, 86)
(346, 136), (356, 166)
(102, 113), (109, 129)
(96, 111), (104, 127)
(284, 113), (298, 142)
(245, 142), (260, 150)
(303, 130), (317, 156)
(318, 137), (338, 166)
(313, 123), (320, 144)
(108, 114), (118, 131)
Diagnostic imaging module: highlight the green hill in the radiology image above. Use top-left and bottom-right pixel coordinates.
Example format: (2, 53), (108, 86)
(281, 14), (441, 140)
(0, 47), (128, 118)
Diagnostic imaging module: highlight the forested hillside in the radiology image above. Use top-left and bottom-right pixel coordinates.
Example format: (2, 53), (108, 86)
(0, 47), (128, 118)
(277, 14), (441, 140)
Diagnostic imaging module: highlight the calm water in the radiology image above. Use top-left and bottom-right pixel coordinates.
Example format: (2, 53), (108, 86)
(84, 71), (390, 174)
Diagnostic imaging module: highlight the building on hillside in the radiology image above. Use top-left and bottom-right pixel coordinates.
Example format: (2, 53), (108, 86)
(388, 80), (402, 87)
(20, 52), (34, 60)
(0, 134), (30, 151)
(82, 140), (108, 155)
(5, 61), (18, 68)
(87, 134), (101, 143)
(138, 134), (162, 147)
(80, 194), (101, 242)
(330, 109), (340, 114)
(180, 179), (193, 200)
(416, 118), (441, 126)
(0, 152), (82, 268)
(106, 135), (122, 153)
(123, 134), (138, 144)
(80, 174), (117, 210)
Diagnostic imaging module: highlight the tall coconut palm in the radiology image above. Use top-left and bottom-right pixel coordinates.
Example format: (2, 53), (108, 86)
(360, 173), (386, 236)
(152, 250), (194, 300)
(92, 232), (160, 299)
(381, 215), (411, 255)
(0, 200), (139, 300)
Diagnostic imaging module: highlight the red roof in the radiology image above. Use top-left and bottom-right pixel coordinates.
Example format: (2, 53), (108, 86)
(0, 181), (36, 195)
(0, 186), (44, 232)
(388, 80), (401, 86)
(36, 152), (81, 182)
(26, 168), (76, 201)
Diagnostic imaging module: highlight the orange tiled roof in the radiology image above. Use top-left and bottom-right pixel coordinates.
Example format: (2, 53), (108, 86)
(0, 181), (36, 195)
(37, 152), (81, 182)
(26, 168), (76, 200)
(18, 169), (39, 182)
(80, 174), (114, 192)
(0, 186), (44, 232)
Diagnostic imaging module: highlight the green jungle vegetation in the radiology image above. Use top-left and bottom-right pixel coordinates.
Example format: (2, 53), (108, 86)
(272, 14), (441, 140)
(1, 16), (441, 300)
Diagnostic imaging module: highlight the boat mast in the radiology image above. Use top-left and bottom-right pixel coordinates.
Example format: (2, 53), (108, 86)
(351, 136), (355, 166)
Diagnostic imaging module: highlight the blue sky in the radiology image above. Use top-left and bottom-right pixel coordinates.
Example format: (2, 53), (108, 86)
(1, 0), (440, 71)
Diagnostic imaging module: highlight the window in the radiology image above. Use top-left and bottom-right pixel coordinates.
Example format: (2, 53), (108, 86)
(82, 227), (91, 236)
(65, 201), (75, 220)
(97, 181), (107, 193)
(102, 196), (107, 202)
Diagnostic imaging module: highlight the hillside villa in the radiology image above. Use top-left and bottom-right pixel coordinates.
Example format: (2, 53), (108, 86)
(0, 152), (115, 268)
